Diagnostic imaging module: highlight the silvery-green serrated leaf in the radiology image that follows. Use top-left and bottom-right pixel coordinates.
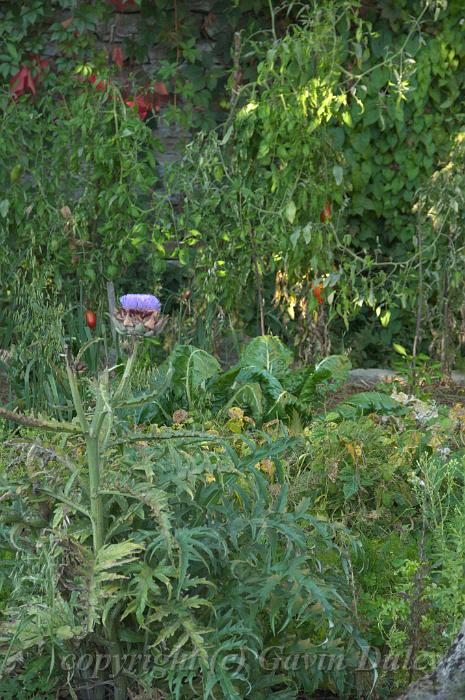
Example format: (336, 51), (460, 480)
(290, 229), (300, 247)
(333, 164), (344, 185)
(95, 540), (143, 572)
(0, 199), (10, 218)
(284, 200), (297, 224)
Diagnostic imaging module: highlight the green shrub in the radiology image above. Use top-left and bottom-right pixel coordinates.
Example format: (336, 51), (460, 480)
(0, 341), (366, 699)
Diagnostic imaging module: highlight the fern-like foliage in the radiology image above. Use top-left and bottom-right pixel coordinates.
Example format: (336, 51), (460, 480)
(0, 427), (363, 698)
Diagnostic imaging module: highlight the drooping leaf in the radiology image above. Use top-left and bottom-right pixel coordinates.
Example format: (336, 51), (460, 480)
(284, 200), (297, 223)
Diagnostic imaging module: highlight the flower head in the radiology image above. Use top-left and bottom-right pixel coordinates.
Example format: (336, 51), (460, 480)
(120, 294), (161, 313)
(113, 293), (167, 338)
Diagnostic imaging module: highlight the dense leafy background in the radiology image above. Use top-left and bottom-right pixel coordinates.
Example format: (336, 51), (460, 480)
(2, 7), (465, 695)
(2, 0), (465, 373)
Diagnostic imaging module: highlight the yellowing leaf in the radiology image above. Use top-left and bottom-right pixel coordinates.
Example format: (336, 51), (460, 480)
(347, 443), (362, 459)
(393, 343), (408, 357)
(228, 406), (244, 420)
(380, 310), (391, 327)
(342, 110), (353, 127)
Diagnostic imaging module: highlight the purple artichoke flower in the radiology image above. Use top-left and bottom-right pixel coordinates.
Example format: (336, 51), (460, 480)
(119, 294), (161, 313)
(113, 293), (167, 337)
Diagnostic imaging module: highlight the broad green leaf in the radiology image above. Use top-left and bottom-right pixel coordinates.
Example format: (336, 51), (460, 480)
(167, 344), (221, 404)
(240, 336), (293, 377)
(0, 199), (10, 218)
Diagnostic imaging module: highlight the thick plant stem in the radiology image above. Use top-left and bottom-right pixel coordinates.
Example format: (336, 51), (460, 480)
(88, 423), (127, 698)
(108, 612), (127, 700)
(67, 351), (128, 698)
(86, 435), (105, 553)
(0, 406), (81, 434)
(102, 340), (138, 451)
(113, 339), (138, 401)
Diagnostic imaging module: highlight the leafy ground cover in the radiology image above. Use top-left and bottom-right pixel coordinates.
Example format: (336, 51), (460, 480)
(1, 333), (465, 698)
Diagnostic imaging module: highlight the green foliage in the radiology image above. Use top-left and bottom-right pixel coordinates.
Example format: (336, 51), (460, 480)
(0, 79), (167, 408)
(5, 3), (465, 697)
(392, 343), (442, 388)
(3, 336), (465, 697)
(134, 336), (350, 425)
(121, 0), (274, 130)
(282, 396), (465, 694)
(0, 345), (364, 699)
(0, 1), (107, 80)
(333, 0), (465, 361)
(412, 130), (465, 370)
(325, 390), (405, 420)
(167, 344), (221, 409)
(373, 454), (465, 692)
(152, 0), (465, 362)
(1, 0), (465, 366)
(0, 81), (163, 293)
(158, 2), (353, 348)
(341, 0), (465, 254)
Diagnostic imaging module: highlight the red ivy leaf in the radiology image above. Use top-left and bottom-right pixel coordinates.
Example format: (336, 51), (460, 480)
(135, 94), (150, 120)
(109, 0), (136, 11)
(154, 81), (169, 96)
(112, 46), (124, 67)
(88, 75), (107, 91)
(10, 67), (36, 98)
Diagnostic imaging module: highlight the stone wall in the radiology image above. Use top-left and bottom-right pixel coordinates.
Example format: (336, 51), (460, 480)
(75, 1), (229, 172)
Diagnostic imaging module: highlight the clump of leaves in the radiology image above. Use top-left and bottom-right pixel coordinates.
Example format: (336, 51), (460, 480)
(132, 335), (351, 427)
(0, 341), (366, 699)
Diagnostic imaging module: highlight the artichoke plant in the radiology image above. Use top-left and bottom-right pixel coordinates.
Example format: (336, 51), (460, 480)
(112, 293), (168, 338)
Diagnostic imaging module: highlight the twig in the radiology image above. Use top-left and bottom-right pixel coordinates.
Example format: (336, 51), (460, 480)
(249, 228), (266, 336)
(0, 406), (81, 434)
(411, 218), (424, 392)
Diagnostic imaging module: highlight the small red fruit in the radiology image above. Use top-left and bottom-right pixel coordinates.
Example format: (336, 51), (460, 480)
(312, 283), (324, 305)
(320, 201), (332, 223)
(85, 309), (97, 329)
